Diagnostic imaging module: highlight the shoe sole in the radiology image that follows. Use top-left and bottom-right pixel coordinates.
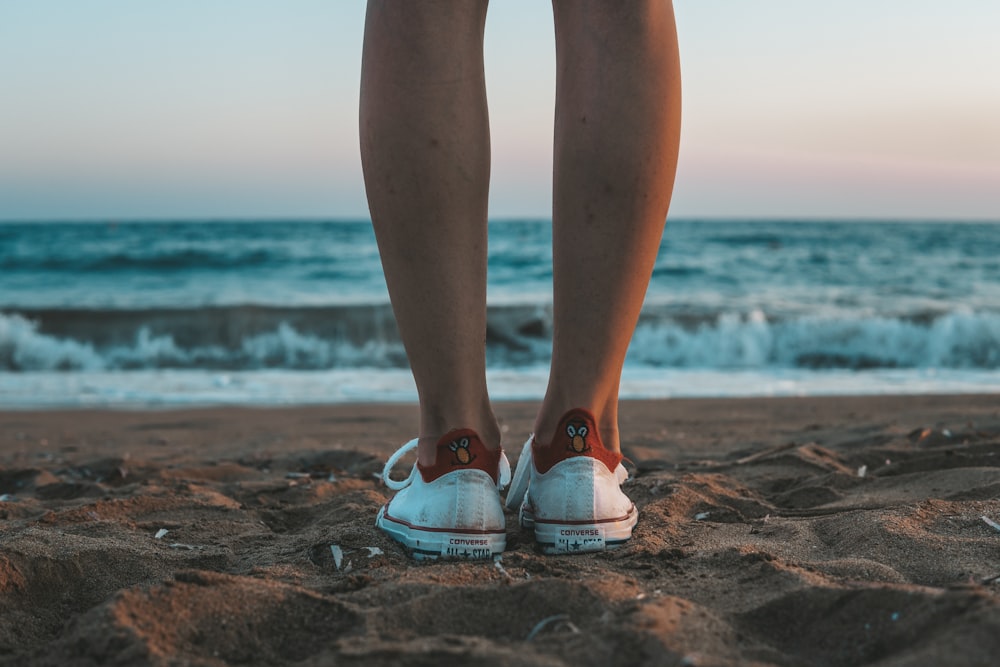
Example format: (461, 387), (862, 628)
(376, 506), (505, 561)
(520, 504), (638, 555)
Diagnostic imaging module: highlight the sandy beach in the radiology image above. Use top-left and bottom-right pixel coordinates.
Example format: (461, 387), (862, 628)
(2, 394), (1000, 666)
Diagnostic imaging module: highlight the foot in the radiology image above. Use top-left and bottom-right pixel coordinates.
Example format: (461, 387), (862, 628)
(505, 408), (637, 554)
(376, 429), (510, 560)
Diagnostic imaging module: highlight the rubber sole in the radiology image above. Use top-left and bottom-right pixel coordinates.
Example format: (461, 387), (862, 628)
(521, 504), (638, 555)
(376, 506), (506, 561)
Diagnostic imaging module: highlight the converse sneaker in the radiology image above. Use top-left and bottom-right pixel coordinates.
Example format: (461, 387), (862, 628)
(376, 429), (510, 560)
(505, 408), (637, 554)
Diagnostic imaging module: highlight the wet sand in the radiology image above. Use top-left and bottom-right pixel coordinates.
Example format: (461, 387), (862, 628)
(2, 394), (1000, 666)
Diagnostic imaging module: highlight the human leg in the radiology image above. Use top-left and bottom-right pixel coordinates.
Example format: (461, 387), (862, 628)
(536, 0), (682, 451)
(505, 1), (681, 553)
(360, 0), (497, 467)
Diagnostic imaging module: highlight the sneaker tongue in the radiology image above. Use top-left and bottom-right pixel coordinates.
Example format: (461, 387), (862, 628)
(417, 429), (501, 484)
(531, 408), (623, 474)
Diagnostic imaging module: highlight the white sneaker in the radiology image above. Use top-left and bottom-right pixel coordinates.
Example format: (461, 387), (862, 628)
(376, 429), (510, 560)
(505, 408), (637, 554)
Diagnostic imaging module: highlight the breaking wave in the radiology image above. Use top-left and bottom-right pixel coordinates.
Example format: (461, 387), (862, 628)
(3, 306), (1000, 372)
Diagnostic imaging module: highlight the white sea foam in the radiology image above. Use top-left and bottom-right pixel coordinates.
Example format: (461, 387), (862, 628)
(2, 310), (999, 407)
(4, 309), (999, 373)
(0, 314), (408, 372)
(0, 313), (104, 371)
(627, 309), (1000, 370)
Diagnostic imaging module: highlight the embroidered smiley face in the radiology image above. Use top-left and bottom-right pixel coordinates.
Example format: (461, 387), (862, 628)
(449, 437), (475, 465)
(566, 422), (589, 453)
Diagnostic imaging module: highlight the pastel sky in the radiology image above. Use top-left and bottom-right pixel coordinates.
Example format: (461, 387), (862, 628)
(1, 1), (998, 221)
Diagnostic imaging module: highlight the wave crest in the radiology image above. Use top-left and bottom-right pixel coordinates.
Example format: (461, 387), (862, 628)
(2, 307), (999, 372)
(630, 309), (1000, 370)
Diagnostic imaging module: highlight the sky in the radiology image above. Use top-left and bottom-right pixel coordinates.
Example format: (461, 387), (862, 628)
(0, 0), (998, 221)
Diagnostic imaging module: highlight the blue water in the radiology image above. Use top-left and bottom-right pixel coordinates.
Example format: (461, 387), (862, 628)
(2, 219), (998, 406)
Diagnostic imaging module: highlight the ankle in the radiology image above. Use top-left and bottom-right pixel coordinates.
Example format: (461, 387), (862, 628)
(533, 402), (620, 453)
(417, 401), (500, 466)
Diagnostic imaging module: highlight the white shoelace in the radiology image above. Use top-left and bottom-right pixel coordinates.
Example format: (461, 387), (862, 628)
(381, 438), (419, 491)
(380, 438), (511, 491)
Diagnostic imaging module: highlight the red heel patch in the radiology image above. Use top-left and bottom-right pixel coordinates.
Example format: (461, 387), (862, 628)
(418, 429), (501, 484)
(531, 408), (622, 474)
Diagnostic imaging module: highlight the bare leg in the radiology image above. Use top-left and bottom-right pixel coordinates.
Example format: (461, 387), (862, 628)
(360, 0), (498, 466)
(535, 1), (682, 451)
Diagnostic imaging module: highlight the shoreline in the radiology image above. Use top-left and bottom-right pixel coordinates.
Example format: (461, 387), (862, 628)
(4, 367), (999, 410)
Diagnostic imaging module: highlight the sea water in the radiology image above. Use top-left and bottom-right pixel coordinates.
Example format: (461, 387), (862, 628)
(1, 219), (998, 407)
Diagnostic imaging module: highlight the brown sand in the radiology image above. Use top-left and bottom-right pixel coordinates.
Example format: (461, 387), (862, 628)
(2, 394), (1000, 666)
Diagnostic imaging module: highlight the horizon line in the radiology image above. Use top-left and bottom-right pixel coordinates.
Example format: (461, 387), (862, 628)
(2, 215), (999, 225)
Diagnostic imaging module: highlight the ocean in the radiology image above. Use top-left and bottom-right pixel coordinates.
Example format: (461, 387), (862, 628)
(1, 219), (998, 407)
